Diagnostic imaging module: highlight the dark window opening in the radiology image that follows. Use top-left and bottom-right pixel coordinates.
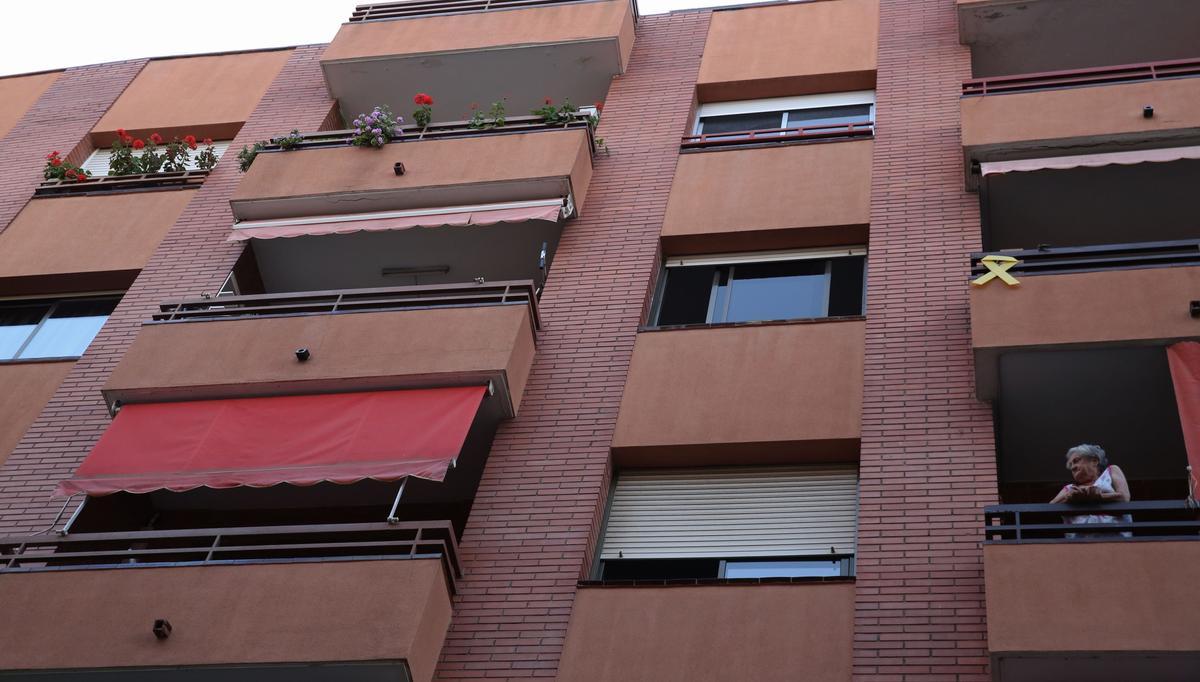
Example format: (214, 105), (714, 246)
(653, 255), (865, 326)
(599, 556), (853, 581)
(0, 295), (120, 360)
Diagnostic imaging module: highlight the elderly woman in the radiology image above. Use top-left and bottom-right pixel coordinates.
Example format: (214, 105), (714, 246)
(1050, 444), (1131, 536)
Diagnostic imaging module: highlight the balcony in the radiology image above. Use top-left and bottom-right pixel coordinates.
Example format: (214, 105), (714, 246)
(230, 117), (593, 222)
(612, 320), (863, 464)
(957, 0), (1200, 78)
(662, 136), (872, 253)
(321, 0), (635, 123)
(961, 59), (1200, 176)
(557, 582), (853, 681)
(104, 282), (539, 417)
(981, 502), (1200, 682)
(0, 522), (458, 681)
(969, 241), (1200, 398)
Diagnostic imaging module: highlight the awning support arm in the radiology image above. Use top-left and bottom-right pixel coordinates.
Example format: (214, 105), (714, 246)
(386, 478), (408, 524)
(59, 496), (87, 536)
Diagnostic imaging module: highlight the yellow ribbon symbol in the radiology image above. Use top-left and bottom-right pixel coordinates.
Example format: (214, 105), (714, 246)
(972, 255), (1020, 287)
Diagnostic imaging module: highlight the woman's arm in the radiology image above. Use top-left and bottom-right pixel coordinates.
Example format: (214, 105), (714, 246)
(1102, 465), (1131, 502)
(1050, 485), (1075, 503)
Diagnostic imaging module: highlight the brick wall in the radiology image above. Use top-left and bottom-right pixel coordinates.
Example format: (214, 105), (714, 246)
(853, 1), (998, 681)
(0, 46), (335, 531)
(434, 12), (710, 680)
(0, 60), (146, 237)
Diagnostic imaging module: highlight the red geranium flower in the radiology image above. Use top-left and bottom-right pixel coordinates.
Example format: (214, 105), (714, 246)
(46, 151), (60, 160)
(64, 169), (76, 179)
(75, 173), (87, 183)
(116, 128), (126, 138)
(413, 93), (433, 106)
(201, 138), (213, 146)
(184, 134), (197, 150)
(149, 133), (163, 144)
(50, 158), (62, 167)
(594, 101), (604, 111)
(544, 97), (553, 105)
(132, 139), (145, 149)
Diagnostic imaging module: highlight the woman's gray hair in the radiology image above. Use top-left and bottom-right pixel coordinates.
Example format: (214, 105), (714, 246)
(1066, 444), (1108, 470)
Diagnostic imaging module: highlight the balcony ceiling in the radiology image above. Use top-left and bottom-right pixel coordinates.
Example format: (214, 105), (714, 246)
(959, 0), (1200, 77)
(323, 41), (621, 128)
(994, 652), (1200, 682)
(251, 217), (562, 293)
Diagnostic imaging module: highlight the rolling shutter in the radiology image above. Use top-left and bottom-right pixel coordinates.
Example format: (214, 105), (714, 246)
(81, 141), (232, 176)
(599, 466), (858, 560)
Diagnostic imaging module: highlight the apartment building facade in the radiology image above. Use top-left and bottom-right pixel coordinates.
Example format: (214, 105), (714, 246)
(0, 0), (1196, 680)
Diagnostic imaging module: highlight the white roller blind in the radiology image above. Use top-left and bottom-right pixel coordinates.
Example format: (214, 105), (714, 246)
(82, 141), (231, 176)
(600, 466), (858, 560)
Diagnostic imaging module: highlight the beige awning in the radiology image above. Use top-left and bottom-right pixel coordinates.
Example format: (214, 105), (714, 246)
(980, 146), (1200, 176)
(229, 199), (565, 241)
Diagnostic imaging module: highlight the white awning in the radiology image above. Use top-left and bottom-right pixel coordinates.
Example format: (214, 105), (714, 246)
(228, 198), (567, 242)
(981, 146), (1200, 176)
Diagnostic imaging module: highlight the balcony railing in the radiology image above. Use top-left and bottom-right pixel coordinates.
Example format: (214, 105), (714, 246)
(971, 239), (1200, 278)
(34, 170), (209, 197)
(984, 500), (1200, 543)
(152, 280), (542, 330)
(349, 0), (615, 22)
(680, 122), (873, 151)
(0, 520), (462, 590)
(260, 114), (594, 154)
(963, 57), (1200, 97)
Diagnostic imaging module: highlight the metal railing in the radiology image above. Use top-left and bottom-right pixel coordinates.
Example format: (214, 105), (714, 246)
(260, 114), (594, 155)
(970, 239), (1200, 278)
(34, 170), (209, 197)
(350, 0), (612, 22)
(152, 280), (542, 330)
(680, 122), (874, 150)
(984, 500), (1200, 543)
(0, 520), (462, 591)
(963, 57), (1200, 97)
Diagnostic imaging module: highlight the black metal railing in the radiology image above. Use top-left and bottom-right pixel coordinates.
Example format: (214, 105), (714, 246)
(152, 280), (542, 330)
(349, 0), (614, 22)
(0, 520), (462, 591)
(34, 170), (209, 197)
(681, 122), (874, 150)
(963, 57), (1200, 97)
(984, 500), (1200, 543)
(970, 239), (1200, 278)
(260, 114), (594, 155)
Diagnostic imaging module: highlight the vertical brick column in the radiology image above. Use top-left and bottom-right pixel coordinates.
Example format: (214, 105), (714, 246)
(853, 1), (998, 680)
(0, 46), (336, 532)
(0, 61), (146, 236)
(435, 12), (710, 680)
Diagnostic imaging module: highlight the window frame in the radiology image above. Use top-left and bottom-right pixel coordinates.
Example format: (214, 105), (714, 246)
(0, 293), (122, 361)
(693, 91), (876, 137)
(649, 246), (868, 328)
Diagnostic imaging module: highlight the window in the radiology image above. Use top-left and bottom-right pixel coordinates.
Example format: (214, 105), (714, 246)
(694, 91), (875, 139)
(597, 466), (858, 581)
(81, 140), (232, 176)
(0, 296), (120, 360)
(652, 248), (866, 326)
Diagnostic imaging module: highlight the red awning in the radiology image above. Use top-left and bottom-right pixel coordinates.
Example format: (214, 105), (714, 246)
(228, 202), (563, 241)
(56, 386), (486, 497)
(1167, 342), (1200, 481)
